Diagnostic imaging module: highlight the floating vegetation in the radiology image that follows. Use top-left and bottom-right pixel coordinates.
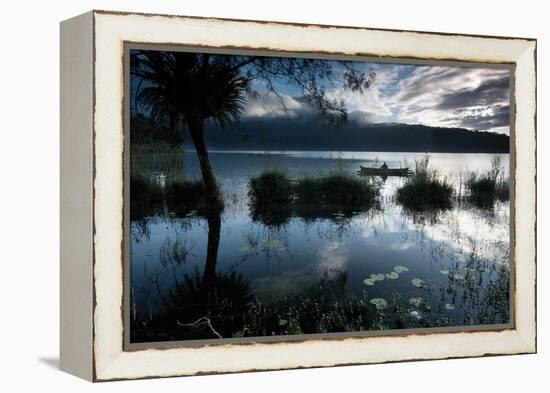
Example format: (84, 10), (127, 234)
(445, 304), (455, 310)
(370, 298), (388, 310)
(411, 278), (425, 288)
(409, 297), (423, 307)
(450, 273), (464, 281)
(440, 269), (450, 275)
(363, 278), (376, 286)
(260, 239), (286, 252)
(394, 265), (409, 273)
(370, 273), (386, 282)
(386, 272), (399, 280)
(278, 319), (288, 326)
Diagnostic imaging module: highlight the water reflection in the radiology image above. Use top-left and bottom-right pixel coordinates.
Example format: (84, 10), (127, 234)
(130, 151), (510, 342)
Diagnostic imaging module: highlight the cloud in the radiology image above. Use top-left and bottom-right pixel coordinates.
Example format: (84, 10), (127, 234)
(435, 76), (509, 110)
(242, 92), (309, 119)
(382, 66), (511, 133)
(239, 62), (511, 134)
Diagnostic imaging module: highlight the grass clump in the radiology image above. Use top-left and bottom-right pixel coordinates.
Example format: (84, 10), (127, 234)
(396, 156), (453, 211)
(130, 175), (164, 220)
(248, 170), (380, 224)
(130, 174), (221, 221)
(248, 170), (293, 226)
(248, 170), (293, 210)
(165, 178), (220, 216)
(465, 156), (509, 208)
(294, 172), (380, 211)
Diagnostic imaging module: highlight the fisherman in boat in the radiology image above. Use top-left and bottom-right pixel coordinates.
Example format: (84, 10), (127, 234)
(380, 161), (388, 170)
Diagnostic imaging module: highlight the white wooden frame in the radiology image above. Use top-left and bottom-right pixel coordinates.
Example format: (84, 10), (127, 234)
(60, 10), (536, 382)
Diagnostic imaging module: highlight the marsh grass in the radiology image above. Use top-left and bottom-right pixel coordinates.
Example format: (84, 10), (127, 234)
(130, 175), (165, 220)
(465, 156), (509, 208)
(396, 156), (453, 211)
(130, 174), (221, 221)
(248, 170), (381, 224)
(130, 144), (185, 180)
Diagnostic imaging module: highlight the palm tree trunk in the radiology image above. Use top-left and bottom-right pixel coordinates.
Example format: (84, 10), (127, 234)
(187, 118), (223, 209)
(203, 212), (221, 285)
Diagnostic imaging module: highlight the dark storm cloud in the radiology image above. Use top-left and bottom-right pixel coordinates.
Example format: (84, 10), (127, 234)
(435, 75), (510, 110)
(448, 105), (510, 130)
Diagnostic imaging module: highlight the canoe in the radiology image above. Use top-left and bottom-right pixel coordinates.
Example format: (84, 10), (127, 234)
(358, 166), (413, 176)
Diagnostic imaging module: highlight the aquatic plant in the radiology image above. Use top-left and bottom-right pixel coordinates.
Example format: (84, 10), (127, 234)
(370, 273), (386, 282)
(370, 298), (388, 310)
(159, 236), (195, 267)
(130, 175), (165, 221)
(386, 272), (399, 280)
(294, 172), (381, 212)
(465, 156), (509, 208)
(249, 170), (293, 208)
(248, 170), (380, 224)
(396, 156), (453, 211)
(394, 265), (409, 273)
(363, 278), (376, 286)
(411, 278), (425, 288)
(248, 170), (293, 226)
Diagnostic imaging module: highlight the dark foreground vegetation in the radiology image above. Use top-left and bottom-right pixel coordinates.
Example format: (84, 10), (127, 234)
(396, 156), (454, 211)
(130, 175), (222, 222)
(248, 170), (381, 225)
(131, 257), (510, 342)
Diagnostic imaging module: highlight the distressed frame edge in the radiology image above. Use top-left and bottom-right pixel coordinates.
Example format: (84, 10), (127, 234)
(90, 11), (537, 381)
(59, 11), (95, 381)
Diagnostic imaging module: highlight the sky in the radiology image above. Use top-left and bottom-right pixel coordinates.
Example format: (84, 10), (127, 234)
(242, 61), (511, 135)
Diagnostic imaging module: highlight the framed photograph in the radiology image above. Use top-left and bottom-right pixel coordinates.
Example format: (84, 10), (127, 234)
(60, 10), (537, 381)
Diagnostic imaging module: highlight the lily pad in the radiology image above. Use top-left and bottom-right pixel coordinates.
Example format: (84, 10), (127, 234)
(370, 298), (388, 310)
(440, 269), (450, 275)
(385, 272), (399, 280)
(363, 278), (376, 286)
(261, 239), (286, 252)
(411, 278), (425, 288)
(409, 297), (423, 307)
(451, 273), (464, 280)
(394, 265), (409, 273)
(278, 319), (288, 326)
(370, 273), (385, 282)
(445, 303), (455, 310)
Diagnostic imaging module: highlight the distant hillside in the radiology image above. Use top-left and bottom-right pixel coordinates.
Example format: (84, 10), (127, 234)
(131, 115), (509, 153)
(193, 119), (510, 153)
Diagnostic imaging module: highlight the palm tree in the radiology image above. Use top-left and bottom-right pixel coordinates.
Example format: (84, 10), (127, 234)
(131, 50), (375, 209)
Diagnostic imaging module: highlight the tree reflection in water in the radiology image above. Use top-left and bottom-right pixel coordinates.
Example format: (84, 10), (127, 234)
(130, 157), (510, 343)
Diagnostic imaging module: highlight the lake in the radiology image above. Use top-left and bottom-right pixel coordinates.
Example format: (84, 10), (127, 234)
(130, 150), (511, 342)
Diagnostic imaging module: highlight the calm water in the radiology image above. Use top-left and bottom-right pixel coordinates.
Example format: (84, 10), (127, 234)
(130, 151), (510, 341)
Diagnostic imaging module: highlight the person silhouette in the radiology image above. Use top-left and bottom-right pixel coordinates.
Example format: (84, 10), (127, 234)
(380, 161), (388, 170)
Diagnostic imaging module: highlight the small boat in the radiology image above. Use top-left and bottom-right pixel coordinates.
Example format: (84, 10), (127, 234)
(358, 166), (413, 177)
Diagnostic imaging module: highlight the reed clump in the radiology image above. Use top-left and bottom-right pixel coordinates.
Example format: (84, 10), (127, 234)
(465, 156), (509, 208)
(396, 156), (453, 211)
(248, 170), (381, 224)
